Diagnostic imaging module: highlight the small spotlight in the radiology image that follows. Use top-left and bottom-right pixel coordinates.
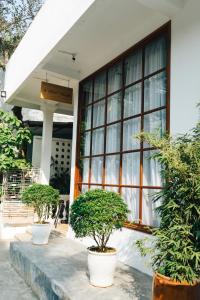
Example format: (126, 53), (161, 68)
(1, 90), (6, 98)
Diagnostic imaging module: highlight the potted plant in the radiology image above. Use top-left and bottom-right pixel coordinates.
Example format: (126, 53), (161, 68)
(21, 183), (60, 245)
(70, 189), (128, 287)
(136, 124), (200, 300)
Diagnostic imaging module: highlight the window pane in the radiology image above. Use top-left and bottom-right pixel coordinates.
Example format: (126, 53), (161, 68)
(124, 83), (141, 118)
(90, 185), (103, 190)
(84, 106), (92, 130)
(81, 184), (89, 193)
(92, 128), (104, 155)
(143, 109), (166, 139)
(143, 150), (162, 186)
(94, 72), (106, 101)
(82, 158), (89, 182)
(123, 117), (140, 151)
(125, 50), (142, 85)
(142, 189), (161, 227)
(91, 157), (103, 184)
(121, 188), (139, 222)
(82, 81), (93, 105)
(122, 152), (140, 185)
(105, 186), (119, 193)
(107, 92), (121, 123)
(145, 37), (167, 76)
(108, 63), (122, 94)
(105, 155), (120, 184)
(82, 131), (90, 156)
(93, 100), (105, 128)
(144, 71), (166, 112)
(106, 123), (121, 153)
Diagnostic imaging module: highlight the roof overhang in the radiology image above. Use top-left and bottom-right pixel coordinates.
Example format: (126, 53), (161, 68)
(4, 0), (187, 114)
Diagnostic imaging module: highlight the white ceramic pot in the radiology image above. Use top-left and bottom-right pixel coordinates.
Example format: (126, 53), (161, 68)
(32, 223), (51, 245)
(87, 248), (117, 287)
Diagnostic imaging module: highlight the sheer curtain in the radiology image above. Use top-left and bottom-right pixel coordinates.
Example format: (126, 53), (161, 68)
(83, 131), (90, 156)
(122, 152), (140, 185)
(107, 92), (121, 123)
(121, 188), (139, 222)
(84, 106), (92, 130)
(145, 37), (166, 76)
(83, 81), (93, 105)
(82, 158), (89, 183)
(105, 155), (120, 184)
(93, 100), (105, 127)
(142, 189), (161, 227)
(143, 110), (166, 145)
(144, 72), (166, 112)
(124, 84), (141, 118)
(106, 123), (121, 153)
(125, 50), (142, 85)
(123, 117), (140, 151)
(92, 128), (104, 155)
(143, 150), (162, 187)
(91, 157), (103, 183)
(94, 72), (106, 100)
(108, 63), (122, 94)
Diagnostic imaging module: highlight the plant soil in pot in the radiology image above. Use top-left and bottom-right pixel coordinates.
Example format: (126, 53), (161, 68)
(22, 184), (60, 245)
(32, 223), (51, 245)
(153, 273), (200, 300)
(70, 189), (128, 287)
(88, 247), (117, 287)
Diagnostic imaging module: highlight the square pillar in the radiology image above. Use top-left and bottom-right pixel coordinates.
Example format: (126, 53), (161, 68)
(40, 103), (57, 184)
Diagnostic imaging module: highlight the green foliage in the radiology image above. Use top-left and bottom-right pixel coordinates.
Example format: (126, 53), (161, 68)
(21, 183), (60, 223)
(70, 189), (128, 252)
(136, 124), (200, 283)
(0, 110), (31, 171)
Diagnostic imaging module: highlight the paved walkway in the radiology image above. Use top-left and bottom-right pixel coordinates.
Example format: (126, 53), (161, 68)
(0, 240), (37, 300)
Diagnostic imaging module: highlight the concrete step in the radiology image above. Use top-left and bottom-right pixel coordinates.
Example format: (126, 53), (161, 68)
(10, 238), (152, 300)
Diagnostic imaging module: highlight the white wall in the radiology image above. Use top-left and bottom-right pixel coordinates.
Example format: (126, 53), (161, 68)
(171, 0), (200, 134)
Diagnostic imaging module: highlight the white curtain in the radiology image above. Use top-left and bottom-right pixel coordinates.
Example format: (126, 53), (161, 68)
(142, 189), (161, 227)
(105, 186), (119, 193)
(124, 83), (141, 118)
(94, 72), (106, 100)
(144, 72), (166, 112)
(123, 117), (140, 151)
(125, 50), (142, 85)
(92, 128), (104, 155)
(84, 106), (92, 130)
(83, 81), (93, 105)
(93, 100), (105, 128)
(145, 37), (166, 76)
(105, 155), (120, 184)
(90, 185), (102, 190)
(122, 152), (140, 185)
(143, 110), (166, 148)
(106, 123), (121, 153)
(121, 188), (139, 222)
(83, 131), (90, 156)
(82, 158), (89, 183)
(82, 184), (89, 193)
(143, 150), (162, 187)
(91, 157), (103, 183)
(107, 92), (121, 123)
(108, 63), (122, 94)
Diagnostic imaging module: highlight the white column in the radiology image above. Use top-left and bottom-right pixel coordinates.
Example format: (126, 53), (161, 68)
(40, 103), (56, 184)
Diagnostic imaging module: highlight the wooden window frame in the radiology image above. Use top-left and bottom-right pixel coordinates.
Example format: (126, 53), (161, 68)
(74, 22), (171, 234)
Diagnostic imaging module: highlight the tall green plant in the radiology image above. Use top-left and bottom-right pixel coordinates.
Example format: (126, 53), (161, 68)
(0, 109), (31, 170)
(136, 124), (200, 283)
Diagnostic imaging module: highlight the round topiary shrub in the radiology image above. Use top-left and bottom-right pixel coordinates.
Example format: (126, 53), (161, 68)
(21, 183), (60, 223)
(70, 189), (128, 252)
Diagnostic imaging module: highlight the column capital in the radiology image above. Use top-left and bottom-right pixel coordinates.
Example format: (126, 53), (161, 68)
(40, 101), (58, 113)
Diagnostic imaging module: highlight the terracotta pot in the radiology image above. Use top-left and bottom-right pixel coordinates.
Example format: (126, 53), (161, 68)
(153, 273), (200, 300)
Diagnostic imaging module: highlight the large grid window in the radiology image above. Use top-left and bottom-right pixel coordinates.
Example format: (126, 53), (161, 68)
(76, 25), (170, 229)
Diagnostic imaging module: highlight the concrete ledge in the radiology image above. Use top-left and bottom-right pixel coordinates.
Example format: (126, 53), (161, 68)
(10, 238), (152, 300)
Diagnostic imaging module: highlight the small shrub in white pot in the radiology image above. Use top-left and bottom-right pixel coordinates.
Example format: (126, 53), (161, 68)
(22, 184), (60, 245)
(70, 189), (128, 287)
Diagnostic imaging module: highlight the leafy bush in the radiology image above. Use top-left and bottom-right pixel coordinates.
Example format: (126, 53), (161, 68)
(70, 189), (128, 252)
(21, 184), (60, 223)
(0, 110), (31, 171)
(136, 124), (200, 283)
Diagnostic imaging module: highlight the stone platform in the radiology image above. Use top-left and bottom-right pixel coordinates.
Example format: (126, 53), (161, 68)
(10, 238), (152, 300)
